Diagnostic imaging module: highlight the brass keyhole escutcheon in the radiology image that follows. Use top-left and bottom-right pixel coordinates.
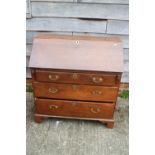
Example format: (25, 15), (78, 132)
(75, 40), (79, 45)
(72, 73), (79, 80)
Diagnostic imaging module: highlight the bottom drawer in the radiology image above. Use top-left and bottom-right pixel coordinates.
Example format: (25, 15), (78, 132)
(35, 98), (115, 119)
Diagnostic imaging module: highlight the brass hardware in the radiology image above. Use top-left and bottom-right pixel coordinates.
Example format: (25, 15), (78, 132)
(72, 73), (79, 80)
(91, 90), (102, 96)
(72, 85), (79, 91)
(49, 105), (59, 109)
(75, 40), (79, 45)
(90, 107), (101, 113)
(92, 77), (103, 83)
(48, 88), (58, 94)
(48, 74), (59, 81)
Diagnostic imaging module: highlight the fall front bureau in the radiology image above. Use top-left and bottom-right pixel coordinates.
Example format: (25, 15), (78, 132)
(29, 35), (123, 128)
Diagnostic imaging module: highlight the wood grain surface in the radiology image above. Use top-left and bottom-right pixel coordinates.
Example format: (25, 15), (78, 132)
(29, 35), (123, 72)
(35, 98), (115, 119)
(34, 69), (119, 86)
(32, 82), (118, 102)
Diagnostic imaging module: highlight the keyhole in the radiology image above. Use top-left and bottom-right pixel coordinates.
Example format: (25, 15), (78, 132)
(76, 40), (79, 45)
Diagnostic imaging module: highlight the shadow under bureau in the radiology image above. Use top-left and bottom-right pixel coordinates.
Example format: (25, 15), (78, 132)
(29, 35), (123, 128)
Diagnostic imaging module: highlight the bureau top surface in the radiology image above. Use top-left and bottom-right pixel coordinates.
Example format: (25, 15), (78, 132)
(29, 35), (123, 72)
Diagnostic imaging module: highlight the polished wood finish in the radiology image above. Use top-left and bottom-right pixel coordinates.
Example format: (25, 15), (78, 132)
(33, 82), (118, 102)
(35, 98), (115, 119)
(29, 35), (123, 128)
(29, 35), (123, 72)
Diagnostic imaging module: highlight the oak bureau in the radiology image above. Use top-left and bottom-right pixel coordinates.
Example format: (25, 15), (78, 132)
(29, 35), (123, 128)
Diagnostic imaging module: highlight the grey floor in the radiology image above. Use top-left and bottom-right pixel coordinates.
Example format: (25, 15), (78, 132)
(26, 92), (129, 155)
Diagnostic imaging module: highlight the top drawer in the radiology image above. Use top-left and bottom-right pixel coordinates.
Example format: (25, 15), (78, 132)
(34, 69), (119, 86)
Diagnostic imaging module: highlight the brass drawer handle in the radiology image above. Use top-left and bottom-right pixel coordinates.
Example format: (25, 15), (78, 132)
(91, 90), (102, 96)
(49, 105), (59, 109)
(48, 88), (58, 94)
(48, 74), (59, 81)
(90, 107), (101, 113)
(92, 77), (103, 83)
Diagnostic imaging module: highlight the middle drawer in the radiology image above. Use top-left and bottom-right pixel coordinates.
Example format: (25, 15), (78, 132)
(33, 82), (118, 102)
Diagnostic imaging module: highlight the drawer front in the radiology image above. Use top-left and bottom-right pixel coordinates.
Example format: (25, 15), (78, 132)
(35, 98), (115, 119)
(35, 69), (117, 86)
(33, 82), (118, 102)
